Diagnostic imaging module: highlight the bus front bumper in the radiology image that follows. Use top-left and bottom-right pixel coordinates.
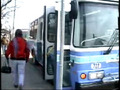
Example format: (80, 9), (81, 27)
(75, 81), (119, 90)
(75, 74), (119, 90)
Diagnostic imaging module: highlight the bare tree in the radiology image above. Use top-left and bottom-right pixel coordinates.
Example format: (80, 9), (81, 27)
(1, 0), (15, 41)
(1, 0), (13, 18)
(1, 0), (15, 30)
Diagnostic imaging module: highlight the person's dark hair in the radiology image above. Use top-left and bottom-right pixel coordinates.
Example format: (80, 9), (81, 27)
(15, 29), (23, 37)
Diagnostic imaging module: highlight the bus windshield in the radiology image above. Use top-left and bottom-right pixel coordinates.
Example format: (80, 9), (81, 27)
(73, 2), (119, 47)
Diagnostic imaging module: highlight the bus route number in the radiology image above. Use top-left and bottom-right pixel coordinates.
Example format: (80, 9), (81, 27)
(91, 63), (101, 69)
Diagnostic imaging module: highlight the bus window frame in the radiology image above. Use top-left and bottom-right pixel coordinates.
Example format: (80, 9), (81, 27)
(47, 13), (57, 43)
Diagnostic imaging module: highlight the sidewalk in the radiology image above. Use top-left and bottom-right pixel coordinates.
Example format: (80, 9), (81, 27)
(1, 55), (54, 90)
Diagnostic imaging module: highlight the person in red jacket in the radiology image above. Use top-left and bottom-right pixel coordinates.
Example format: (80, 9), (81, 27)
(5, 29), (30, 90)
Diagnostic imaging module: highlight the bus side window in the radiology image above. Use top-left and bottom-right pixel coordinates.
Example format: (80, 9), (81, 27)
(30, 19), (38, 40)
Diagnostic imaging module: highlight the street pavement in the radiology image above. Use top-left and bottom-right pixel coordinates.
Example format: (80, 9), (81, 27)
(1, 54), (54, 90)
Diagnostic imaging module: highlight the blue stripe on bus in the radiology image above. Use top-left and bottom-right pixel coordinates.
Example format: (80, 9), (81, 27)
(57, 50), (118, 62)
(57, 50), (118, 56)
(70, 50), (118, 56)
(70, 54), (118, 63)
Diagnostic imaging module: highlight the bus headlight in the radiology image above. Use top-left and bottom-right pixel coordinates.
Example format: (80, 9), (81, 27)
(89, 71), (104, 80)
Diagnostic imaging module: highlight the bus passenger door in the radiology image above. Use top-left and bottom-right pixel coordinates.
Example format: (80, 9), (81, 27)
(43, 6), (57, 80)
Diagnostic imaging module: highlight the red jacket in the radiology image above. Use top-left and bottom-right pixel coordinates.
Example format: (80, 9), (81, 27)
(5, 37), (30, 61)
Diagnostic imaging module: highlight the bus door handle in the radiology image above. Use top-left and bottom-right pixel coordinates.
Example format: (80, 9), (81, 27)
(68, 60), (74, 67)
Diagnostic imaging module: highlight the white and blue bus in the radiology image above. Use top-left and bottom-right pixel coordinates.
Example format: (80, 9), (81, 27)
(28, 0), (119, 89)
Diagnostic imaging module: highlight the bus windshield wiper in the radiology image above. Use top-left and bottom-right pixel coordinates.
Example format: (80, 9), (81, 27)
(103, 28), (119, 55)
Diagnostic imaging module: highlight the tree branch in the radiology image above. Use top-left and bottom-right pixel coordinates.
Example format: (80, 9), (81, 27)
(1, 0), (12, 8)
(1, 10), (14, 19)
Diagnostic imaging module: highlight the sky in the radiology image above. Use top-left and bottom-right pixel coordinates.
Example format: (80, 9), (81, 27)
(4, 0), (56, 32)
(3, 0), (71, 32)
(13, 0), (44, 30)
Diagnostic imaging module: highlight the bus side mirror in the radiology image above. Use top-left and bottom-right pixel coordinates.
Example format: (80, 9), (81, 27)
(69, 0), (78, 19)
